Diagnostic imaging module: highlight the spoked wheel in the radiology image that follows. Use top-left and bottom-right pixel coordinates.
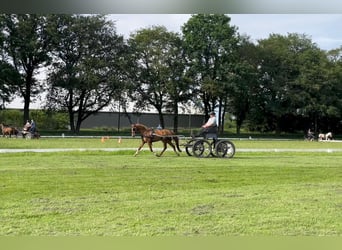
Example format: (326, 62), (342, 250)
(215, 140), (235, 158)
(185, 139), (196, 156)
(25, 132), (32, 139)
(213, 140), (228, 157)
(192, 139), (211, 158)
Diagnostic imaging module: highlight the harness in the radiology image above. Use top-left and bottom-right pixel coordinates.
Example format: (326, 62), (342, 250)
(142, 128), (155, 139)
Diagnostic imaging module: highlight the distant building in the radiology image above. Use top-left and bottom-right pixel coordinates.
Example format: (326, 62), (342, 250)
(81, 111), (205, 130)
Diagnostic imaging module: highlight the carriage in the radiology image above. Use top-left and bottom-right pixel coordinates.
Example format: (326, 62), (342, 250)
(131, 123), (235, 158)
(21, 129), (40, 139)
(21, 125), (40, 139)
(183, 132), (235, 158)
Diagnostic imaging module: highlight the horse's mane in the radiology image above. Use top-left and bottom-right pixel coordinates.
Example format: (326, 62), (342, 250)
(133, 123), (148, 129)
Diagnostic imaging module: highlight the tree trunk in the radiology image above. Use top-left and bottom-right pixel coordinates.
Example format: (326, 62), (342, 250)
(23, 72), (33, 124)
(67, 88), (75, 133)
(75, 116), (82, 134)
(221, 104), (227, 135)
(236, 125), (241, 135)
(23, 96), (30, 124)
(218, 99), (223, 130)
(236, 118), (242, 135)
(172, 101), (179, 133)
(157, 108), (165, 129)
(68, 110), (75, 134)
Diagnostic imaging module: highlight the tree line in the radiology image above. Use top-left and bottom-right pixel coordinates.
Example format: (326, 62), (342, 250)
(0, 14), (341, 134)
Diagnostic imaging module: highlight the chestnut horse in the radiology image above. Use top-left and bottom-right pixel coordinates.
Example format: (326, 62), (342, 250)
(0, 123), (19, 138)
(131, 123), (182, 157)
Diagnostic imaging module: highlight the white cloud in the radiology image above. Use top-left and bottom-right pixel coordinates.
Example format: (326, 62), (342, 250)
(109, 14), (342, 51)
(109, 14), (192, 38)
(229, 14), (342, 50)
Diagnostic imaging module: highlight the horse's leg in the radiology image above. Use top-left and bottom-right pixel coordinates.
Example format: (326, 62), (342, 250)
(173, 137), (182, 153)
(148, 141), (160, 156)
(134, 141), (146, 156)
(148, 141), (154, 153)
(156, 141), (168, 157)
(168, 140), (180, 156)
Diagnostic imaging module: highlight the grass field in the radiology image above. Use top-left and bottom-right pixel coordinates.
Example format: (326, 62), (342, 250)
(0, 137), (341, 236)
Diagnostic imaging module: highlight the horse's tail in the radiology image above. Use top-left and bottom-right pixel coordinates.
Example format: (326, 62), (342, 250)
(173, 136), (182, 152)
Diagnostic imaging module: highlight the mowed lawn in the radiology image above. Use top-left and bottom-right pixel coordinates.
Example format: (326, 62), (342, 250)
(0, 138), (341, 236)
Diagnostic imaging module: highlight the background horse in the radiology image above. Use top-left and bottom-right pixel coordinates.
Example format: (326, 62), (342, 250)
(131, 123), (182, 157)
(325, 132), (333, 140)
(318, 133), (325, 141)
(0, 123), (18, 138)
(318, 132), (333, 141)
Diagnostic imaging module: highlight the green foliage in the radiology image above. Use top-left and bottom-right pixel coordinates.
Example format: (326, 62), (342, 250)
(0, 14), (51, 122)
(29, 110), (69, 130)
(126, 26), (188, 129)
(248, 33), (338, 133)
(182, 14), (239, 121)
(45, 14), (126, 134)
(0, 109), (68, 129)
(227, 36), (259, 134)
(0, 109), (22, 126)
(0, 61), (22, 107)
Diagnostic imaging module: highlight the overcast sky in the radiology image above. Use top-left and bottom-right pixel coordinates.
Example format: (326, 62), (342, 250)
(8, 14), (342, 109)
(109, 14), (342, 51)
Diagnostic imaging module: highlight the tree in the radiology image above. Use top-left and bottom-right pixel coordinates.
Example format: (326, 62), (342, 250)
(252, 33), (327, 133)
(0, 14), (51, 122)
(182, 14), (239, 131)
(161, 33), (192, 132)
(0, 61), (22, 108)
(126, 26), (189, 130)
(227, 36), (260, 134)
(296, 42), (331, 133)
(45, 14), (126, 134)
(321, 47), (342, 133)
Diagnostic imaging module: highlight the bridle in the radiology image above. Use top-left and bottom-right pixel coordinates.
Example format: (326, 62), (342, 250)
(131, 124), (136, 137)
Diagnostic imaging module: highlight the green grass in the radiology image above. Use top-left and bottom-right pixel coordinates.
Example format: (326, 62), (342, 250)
(1, 136), (342, 150)
(0, 138), (341, 236)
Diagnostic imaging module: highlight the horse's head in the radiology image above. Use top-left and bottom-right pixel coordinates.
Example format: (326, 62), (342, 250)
(131, 123), (148, 137)
(131, 124), (137, 137)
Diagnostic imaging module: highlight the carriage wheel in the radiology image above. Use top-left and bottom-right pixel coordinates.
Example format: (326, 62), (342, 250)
(216, 140), (235, 158)
(192, 139), (211, 158)
(25, 132), (32, 139)
(210, 140), (218, 157)
(185, 139), (196, 156)
(214, 140), (229, 158)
